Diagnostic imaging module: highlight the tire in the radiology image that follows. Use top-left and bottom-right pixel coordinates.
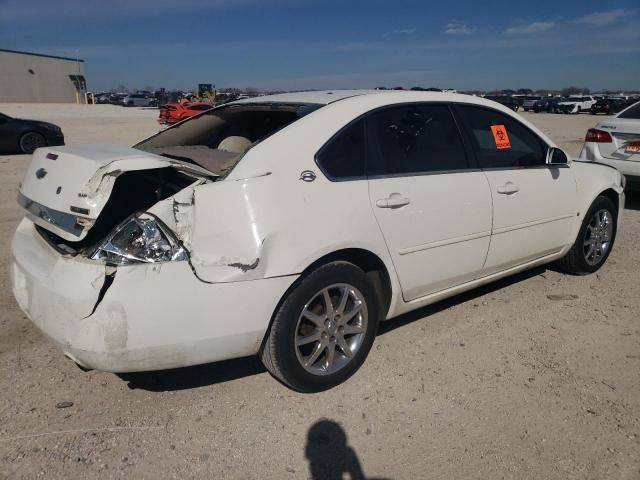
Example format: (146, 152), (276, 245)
(555, 195), (617, 275)
(19, 132), (46, 154)
(260, 261), (380, 392)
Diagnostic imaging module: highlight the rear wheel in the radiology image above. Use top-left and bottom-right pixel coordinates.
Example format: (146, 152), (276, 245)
(260, 261), (379, 392)
(556, 195), (617, 274)
(19, 132), (46, 154)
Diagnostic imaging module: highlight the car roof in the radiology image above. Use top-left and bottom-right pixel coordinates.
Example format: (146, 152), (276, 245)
(229, 89), (508, 108)
(231, 90), (380, 105)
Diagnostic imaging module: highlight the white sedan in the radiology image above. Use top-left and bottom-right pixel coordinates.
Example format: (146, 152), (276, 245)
(11, 91), (624, 391)
(579, 101), (640, 190)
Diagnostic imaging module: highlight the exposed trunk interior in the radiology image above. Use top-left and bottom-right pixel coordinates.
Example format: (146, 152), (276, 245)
(36, 168), (197, 256)
(135, 102), (321, 175)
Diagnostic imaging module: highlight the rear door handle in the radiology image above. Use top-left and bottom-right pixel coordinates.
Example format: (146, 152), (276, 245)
(376, 193), (410, 209)
(497, 182), (519, 195)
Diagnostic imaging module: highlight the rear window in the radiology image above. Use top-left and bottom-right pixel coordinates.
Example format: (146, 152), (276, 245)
(618, 102), (640, 119)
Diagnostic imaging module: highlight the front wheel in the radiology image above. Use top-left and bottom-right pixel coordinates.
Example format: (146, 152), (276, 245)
(260, 261), (379, 392)
(19, 132), (46, 154)
(555, 195), (617, 274)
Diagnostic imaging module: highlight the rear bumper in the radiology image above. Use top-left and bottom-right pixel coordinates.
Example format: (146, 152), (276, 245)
(579, 143), (640, 178)
(11, 218), (298, 372)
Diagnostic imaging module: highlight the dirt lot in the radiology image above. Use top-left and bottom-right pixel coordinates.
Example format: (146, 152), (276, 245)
(0, 104), (638, 480)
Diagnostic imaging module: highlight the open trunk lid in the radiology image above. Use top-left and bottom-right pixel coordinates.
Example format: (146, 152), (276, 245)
(18, 144), (213, 242)
(598, 119), (640, 161)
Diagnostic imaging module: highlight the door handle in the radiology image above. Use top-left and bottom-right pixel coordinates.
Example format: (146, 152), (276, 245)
(497, 182), (519, 195)
(376, 193), (410, 209)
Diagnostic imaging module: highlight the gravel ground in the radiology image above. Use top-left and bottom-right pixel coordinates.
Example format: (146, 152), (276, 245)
(0, 104), (638, 480)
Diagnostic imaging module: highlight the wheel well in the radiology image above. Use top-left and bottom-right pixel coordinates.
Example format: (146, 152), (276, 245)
(301, 248), (393, 319)
(259, 248), (394, 356)
(600, 188), (619, 213)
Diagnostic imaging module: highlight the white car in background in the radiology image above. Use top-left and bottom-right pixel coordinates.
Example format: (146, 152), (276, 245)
(559, 95), (597, 114)
(580, 101), (640, 190)
(122, 93), (157, 107)
(11, 91), (624, 391)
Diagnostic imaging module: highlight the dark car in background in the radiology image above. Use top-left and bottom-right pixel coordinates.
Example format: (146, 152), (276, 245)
(532, 97), (566, 113)
(484, 95), (521, 111)
(0, 112), (64, 154)
(590, 98), (628, 115)
(520, 96), (542, 111)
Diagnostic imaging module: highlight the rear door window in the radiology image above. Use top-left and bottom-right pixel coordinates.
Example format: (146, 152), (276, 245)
(366, 103), (469, 176)
(618, 102), (640, 119)
(456, 105), (548, 169)
(316, 120), (365, 180)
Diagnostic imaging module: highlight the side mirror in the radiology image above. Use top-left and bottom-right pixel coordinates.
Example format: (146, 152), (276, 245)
(546, 147), (569, 165)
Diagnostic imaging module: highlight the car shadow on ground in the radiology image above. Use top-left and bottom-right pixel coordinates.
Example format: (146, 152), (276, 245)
(118, 356), (267, 391)
(624, 190), (640, 211)
(119, 266), (546, 392)
(378, 266), (545, 336)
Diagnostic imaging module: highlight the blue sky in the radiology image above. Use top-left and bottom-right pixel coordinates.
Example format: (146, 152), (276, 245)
(1, 0), (638, 91)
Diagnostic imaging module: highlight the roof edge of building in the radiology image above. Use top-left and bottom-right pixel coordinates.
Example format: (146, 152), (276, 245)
(0, 48), (85, 63)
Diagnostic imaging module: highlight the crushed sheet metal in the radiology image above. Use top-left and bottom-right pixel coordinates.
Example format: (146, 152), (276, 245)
(171, 188), (196, 248)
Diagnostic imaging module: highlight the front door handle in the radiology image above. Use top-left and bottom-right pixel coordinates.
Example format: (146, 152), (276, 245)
(497, 182), (519, 195)
(376, 193), (410, 209)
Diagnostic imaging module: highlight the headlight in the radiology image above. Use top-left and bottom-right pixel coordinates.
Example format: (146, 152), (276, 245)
(90, 213), (188, 265)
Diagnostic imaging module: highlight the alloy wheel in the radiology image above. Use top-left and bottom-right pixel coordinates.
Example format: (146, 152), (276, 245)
(583, 209), (613, 266)
(20, 133), (46, 154)
(294, 283), (368, 376)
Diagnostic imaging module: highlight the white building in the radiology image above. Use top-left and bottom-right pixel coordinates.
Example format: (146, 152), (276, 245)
(0, 49), (87, 103)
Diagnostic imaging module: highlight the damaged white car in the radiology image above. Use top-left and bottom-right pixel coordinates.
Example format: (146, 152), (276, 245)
(11, 91), (624, 391)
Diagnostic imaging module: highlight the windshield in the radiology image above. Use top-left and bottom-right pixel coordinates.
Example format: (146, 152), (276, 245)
(135, 102), (322, 176)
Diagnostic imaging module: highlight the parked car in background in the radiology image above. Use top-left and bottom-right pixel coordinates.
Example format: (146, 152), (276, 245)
(580, 101), (640, 190)
(94, 93), (112, 104)
(0, 112), (64, 154)
(11, 91), (624, 391)
(558, 96), (597, 114)
(532, 97), (566, 113)
(109, 93), (127, 105)
(158, 102), (213, 124)
(484, 95), (520, 111)
(122, 93), (157, 107)
(590, 98), (628, 115)
(520, 96), (542, 111)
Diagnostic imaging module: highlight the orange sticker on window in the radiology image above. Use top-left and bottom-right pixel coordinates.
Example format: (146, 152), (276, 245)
(491, 124), (511, 149)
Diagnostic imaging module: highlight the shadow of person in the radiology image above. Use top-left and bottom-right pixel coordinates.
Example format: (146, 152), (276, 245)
(305, 419), (365, 480)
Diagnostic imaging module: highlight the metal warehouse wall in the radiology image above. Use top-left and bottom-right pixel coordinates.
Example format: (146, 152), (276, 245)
(0, 50), (86, 103)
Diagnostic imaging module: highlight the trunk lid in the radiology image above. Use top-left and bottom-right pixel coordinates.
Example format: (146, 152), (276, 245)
(18, 144), (213, 242)
(597, 119), (640, 160)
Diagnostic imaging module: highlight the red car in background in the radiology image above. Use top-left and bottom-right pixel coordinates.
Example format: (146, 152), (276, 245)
(158, 102), (213, 125)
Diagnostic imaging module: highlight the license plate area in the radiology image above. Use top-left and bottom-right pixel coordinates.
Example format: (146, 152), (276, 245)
(624, 143), (640, 154)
